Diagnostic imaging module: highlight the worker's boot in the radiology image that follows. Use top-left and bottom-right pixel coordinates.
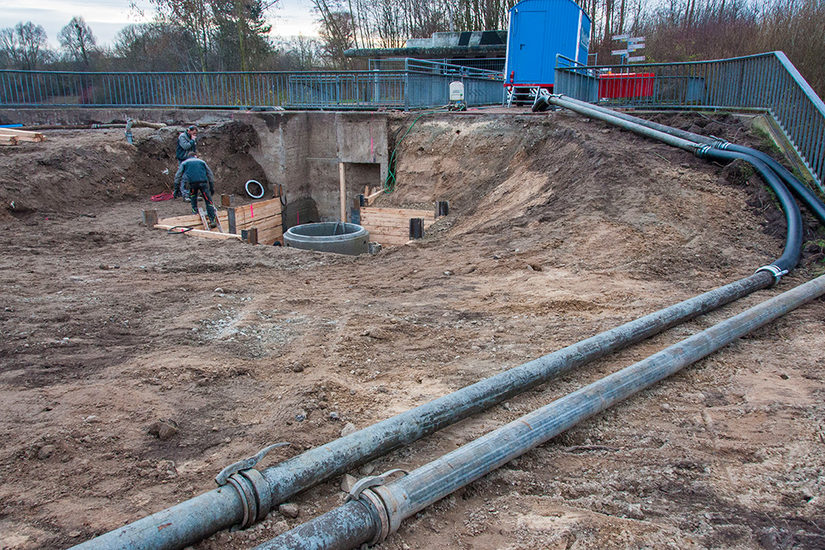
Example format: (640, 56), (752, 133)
(208, 218), (217, 229)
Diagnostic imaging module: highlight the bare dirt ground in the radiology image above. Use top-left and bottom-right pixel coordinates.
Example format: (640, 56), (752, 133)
(0, 110), (823, 550)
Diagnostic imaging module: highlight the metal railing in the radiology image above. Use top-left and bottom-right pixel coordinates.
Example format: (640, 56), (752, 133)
(369, 57), (506, 73)
(0, 59), (504, 111)
(554, 52), (825, 190)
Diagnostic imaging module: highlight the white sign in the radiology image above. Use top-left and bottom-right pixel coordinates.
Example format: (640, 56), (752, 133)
(612, 49), (629, 56)
(449, 81), (465, 101)
(628, 36), (646, 43)
(628, 43), (645, 51)
(612, 33), (630, 40)
(627, 55), (646, 62)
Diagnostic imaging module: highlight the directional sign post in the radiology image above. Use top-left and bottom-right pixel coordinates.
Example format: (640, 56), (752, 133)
(612, 35), (645, 65)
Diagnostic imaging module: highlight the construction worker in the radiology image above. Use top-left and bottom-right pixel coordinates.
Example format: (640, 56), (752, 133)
(174, 154), (218, 228)
(174, 125), (198, 198)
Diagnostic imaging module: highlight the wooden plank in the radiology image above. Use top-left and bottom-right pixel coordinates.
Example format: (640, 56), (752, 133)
(241, 228), (258, 245)
(232, 201), (282, 226)
(365, 189), (384, 205)
(360, 220), (435, 232)
(158, 212), (229, 229)
(155, 225), (243, 240)
(256, 225), (283, 245)
(0, 128), (45, 141)
(235, 213), (282, 232)
(361, 207), (434, 219)
(0, 135), (19, 145)
(361, 215), (435, 225)
(370, 236), (411, 246)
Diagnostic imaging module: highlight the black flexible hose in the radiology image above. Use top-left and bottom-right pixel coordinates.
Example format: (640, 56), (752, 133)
(698, 147), (803, 273)
(552, 95), (825, 227)
(720, 143), (825, 226)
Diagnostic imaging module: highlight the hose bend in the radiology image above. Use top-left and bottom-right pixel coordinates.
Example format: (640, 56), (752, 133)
(696, 147), (802, 275)
(549, 94), (803, 280)
(553, 94), (825, 227)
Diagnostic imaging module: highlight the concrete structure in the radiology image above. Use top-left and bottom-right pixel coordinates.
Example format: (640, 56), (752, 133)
(235, 111), (389, 224)
(0, 108), (389, 225)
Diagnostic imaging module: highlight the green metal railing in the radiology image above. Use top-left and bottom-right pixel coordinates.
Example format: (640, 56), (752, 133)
(0, 60), (504, 111)
(555, 52), (825, 190)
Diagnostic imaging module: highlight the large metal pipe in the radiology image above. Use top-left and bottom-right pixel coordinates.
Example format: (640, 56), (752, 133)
(553, 95), (825, 226)
(74, 273), (775, 550)
(258, 273), (825, 550)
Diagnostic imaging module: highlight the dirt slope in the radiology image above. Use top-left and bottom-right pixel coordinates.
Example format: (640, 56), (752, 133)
(0, 111), (823, 550)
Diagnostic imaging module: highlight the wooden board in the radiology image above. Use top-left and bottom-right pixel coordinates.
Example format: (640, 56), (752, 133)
(231, 199), (282, 227)
(255, 225), (284, 245)
(0, 135), (19, 145)
(361, 207), (434, 219)
(158, 212), (229, 229)
(235, 213), (281, 232)
(360, 217), (435, 230)
(155, 225), (243, 241)
(359, 206), (436, 247)
(0, 128), (45, 141)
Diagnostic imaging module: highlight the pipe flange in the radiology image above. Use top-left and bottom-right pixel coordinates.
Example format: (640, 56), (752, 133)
(755, 264), (788, 286)
(358, 488), (391, 545)
(239, 468), (273, 523)
(226, 473), (258, 529)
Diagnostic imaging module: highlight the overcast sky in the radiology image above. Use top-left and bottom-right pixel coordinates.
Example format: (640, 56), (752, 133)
(0, 0), (319, 47)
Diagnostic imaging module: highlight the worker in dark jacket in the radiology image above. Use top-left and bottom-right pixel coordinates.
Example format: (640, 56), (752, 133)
(174, 155), (218, 228)
(174, 125), (198, 198)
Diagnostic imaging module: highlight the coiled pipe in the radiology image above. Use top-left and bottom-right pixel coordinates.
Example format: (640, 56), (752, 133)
(257, 273), (825, 550)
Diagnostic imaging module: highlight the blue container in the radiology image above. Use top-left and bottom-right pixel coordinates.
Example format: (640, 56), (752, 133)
(505, 0), (591, 88)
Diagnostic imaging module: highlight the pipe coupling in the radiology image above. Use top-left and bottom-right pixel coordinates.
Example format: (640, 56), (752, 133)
(710, 137), (730, 149)
(347, 469), (408, 544)
(224, 468), (273, 529)
(695, 144), (713, 158)
(755, 264), (788, 286)
(356, 484), (405, 545)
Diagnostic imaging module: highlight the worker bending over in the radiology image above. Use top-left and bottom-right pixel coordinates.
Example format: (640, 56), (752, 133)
(174, 155), (218, 228)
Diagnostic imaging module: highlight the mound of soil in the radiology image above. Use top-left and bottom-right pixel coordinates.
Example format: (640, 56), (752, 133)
(0, 121), (269, 222)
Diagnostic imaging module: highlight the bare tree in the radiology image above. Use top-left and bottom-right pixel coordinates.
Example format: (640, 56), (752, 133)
(0, 22), (51, 70)
(58, 16), (97, 67)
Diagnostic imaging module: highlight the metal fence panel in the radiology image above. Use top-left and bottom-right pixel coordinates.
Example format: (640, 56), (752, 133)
(554, 52), (825, 190)
(0, 60), (503, 111)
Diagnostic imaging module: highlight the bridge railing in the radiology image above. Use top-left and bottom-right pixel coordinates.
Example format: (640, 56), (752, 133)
(0, 60), (504, 111)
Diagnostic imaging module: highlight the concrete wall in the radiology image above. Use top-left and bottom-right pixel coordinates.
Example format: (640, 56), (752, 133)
(234, 111), (389, 222)
(0, 108), (390, 223)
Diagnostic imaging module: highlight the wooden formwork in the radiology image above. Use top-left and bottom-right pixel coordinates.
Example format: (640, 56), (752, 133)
(146, 196), (283, 245)
(359, 206), (436, 246)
